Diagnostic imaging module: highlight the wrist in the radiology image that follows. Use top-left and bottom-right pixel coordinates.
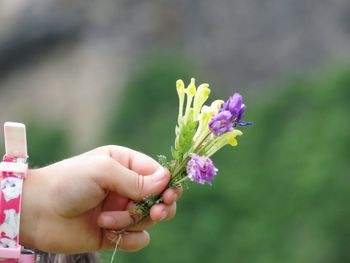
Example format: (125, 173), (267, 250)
(20, 169), (43, 250)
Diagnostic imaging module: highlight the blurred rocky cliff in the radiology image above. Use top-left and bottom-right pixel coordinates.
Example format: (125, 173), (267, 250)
(0, 0), (349, 149)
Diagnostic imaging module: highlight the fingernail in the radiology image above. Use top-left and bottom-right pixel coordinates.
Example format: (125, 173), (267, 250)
(160, 210), (167, 221)
(105, 229), (122, 243)
(174, 193), (178, 202)
(154, 168), (167, 182)
(129, 209), (142, 224)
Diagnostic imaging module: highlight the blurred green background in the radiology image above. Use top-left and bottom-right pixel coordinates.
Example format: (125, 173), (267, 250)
(1, 1), (350, 262)
(0, 56), (349, 263)
(17, 58), (350, 263)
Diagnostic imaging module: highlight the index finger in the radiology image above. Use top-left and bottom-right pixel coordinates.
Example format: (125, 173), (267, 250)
(82, 145), (162, 175)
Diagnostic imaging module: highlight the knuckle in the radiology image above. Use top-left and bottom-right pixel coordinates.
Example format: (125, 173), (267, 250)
(96, 155), (114, 172)
(134, 173), (145, 200)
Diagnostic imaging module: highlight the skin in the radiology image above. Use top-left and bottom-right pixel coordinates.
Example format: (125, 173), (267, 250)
(19, 145), (182, 253)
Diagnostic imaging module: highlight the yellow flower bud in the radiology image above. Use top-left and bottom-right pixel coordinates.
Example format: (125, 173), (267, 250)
(210, 100), (224, 113)
(222, 130), (243, 146)
(176, 79), (185, 93)
(184, 78), (197, 121)
(176, 79), (185, 124)
(193, 83), (210, 120)
(186, 78), (197, 96)
(193, 105), (213, 142)
(206, 129), (243, 157)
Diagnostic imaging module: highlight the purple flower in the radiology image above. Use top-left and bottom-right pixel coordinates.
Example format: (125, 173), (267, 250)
(208, 110), (234, 136)
(236, 105), (253, 126)
(186, 154), (218, 185)
(221, 93), (243, 116)
(209, 93), (252, 136)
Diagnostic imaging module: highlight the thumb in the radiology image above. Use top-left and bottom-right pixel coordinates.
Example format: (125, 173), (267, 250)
(95, 158), (170, 200)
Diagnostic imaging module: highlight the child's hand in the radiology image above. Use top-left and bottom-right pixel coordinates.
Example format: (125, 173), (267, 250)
(20, 146), (181, 253)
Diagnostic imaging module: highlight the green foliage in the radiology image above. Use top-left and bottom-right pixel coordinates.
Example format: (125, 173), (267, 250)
(174, 116), (198, 156)
(102, 67), (350, 263)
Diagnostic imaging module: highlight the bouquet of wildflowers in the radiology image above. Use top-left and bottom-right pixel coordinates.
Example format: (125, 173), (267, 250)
(134, 78), (252, 218)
